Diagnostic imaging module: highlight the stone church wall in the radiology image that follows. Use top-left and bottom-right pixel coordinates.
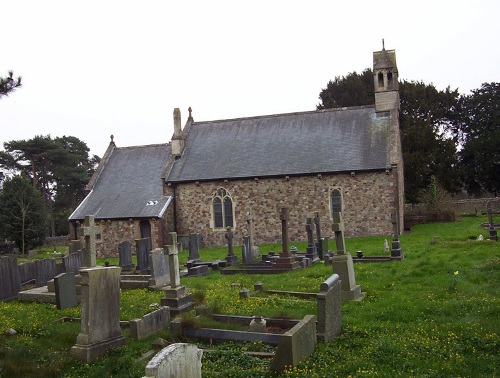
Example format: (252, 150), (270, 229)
(172, 170), (397, 248)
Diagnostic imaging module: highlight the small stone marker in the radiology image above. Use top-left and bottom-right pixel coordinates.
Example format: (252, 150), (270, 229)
(143, 343), (203, 378)
(78, 215), (99, 268)
(119, 240), (134, 271)
(71, 266), (125, 362)
(487, 202), (498, 241)
(384, 239), (390, 252)
(225, 227), (238, 265)
(54, 272), (78, 310)
(249, 315), (267, 333)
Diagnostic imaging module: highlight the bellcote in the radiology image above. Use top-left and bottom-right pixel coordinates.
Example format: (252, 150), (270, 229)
(373, 44), (400, 112)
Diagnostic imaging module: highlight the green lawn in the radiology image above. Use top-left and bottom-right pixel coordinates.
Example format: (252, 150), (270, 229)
(0, 216), (498, 377)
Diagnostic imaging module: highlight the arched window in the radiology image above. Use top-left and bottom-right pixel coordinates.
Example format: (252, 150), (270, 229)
(212, 188), (234, 229)
(387, 71), (393, 88)
(330, 188), (342, 216)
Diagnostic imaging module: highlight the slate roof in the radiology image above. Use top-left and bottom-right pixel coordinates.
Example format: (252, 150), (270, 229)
(69, 144), (172, 220)
(166, 106), (392, 183)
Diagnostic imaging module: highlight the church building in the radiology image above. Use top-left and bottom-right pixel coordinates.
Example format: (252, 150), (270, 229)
(69, 46), (404, 257)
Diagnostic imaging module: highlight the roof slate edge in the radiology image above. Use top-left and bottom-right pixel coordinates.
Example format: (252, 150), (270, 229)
(68, 189), (94, 220)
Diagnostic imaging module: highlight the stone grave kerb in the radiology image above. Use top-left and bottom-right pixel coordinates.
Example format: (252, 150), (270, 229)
(78, 215), (98, 267)
(332, 212), (346, 255)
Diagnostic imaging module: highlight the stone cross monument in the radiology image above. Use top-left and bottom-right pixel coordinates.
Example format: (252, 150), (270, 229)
(225, 226), (238, 265)
(78, 215), (99, 267)
(273, 207), (300, 270)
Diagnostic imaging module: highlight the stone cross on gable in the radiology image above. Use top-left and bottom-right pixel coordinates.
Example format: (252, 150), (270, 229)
(280, 207), (290, 256)
(332, 212), (346, 255)
(306, 217), (315, 247)
(314, 211), (322, 243)
(246, 210), (255, 249)
(167, 232), (181, 288)
(78, 215), (99, 267)
(225, 227), (234, 256)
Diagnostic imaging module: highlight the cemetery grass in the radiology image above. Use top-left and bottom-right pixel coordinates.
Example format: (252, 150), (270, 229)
(0, 216), (498, 377)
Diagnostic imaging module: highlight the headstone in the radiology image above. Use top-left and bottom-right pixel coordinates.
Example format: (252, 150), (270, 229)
(149, 248), (170, 288)
(35, 258), (57, 287)
(188, 234), (201, 261)
(71, 266), (125, 362)
(119, 241), (135, 271)
(313, 212), (324, 259)
(330, 212), (362, 301)
(391, 210), (404, 259)
(242, 235), (253, 264)
(317, 273), (342, 342)
(54, 272), (78, 310)
(246, 210), (255, 251)
(224, 227), (238, 265)
(273, 207), (300, 270)
(130, 306), (170, 341)
(143, 343), (203, 378)
(0, 256), (22, 300)
(78, 215), (99, 268)
(68, 240), (82, 254)
(305, 217), (319, 262)
(160, 233), (194, 316)
(62, 251), (84, 274)
(135, 238), (151, 273)
(18, 261), (36, 284)
(487, 202), (498, 241)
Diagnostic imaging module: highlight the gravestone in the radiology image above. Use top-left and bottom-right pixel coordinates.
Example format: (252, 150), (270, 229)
(78, 215), (99, 268)
(224, 227), (238, 265)
(330, 212), (362, 301)
(149, 248), (170, 288)
(161, 232), (194, 316)
(317, 273), (342, 342)
(273, 207), (300, 270)
(242, 235), (253, 264)
(18, 261), (36, 284)
(305, 217), (319, 262)
(246, 210), (260, 258)
(313, 211), (325, 260)
(0, 256), (22, 300)
(62, 252), (84, 274)
(35, 258), (57, 287)
(54, 272), (78, 310)
(188, 233), (201, 261)
(119, 240), (134, 271)
(391, 210), (404, 259)
(487, 202), (498, 241)
(135, 238), (151, 273)
(68, 240), (82, 254)
(143, 343), (203, 378)
(71, 266), (125, 362)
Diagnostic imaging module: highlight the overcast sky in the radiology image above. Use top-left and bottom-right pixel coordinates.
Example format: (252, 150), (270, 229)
(1, 1), (499, 158)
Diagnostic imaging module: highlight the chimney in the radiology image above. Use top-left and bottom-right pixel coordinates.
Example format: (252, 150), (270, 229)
(171, 108), (185, 156)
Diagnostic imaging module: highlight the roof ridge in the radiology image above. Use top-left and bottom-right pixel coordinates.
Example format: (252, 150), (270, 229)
(115, 142), (171, 150)
(192, 104), (375, 125)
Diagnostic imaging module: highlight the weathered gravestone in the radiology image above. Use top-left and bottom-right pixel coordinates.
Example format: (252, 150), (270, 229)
(143, 343), (203, 378)
(273, 207), (300, 270)
(18, 261), (36, 285)
(242, 235), (253, 264)
(68, 240), (82, 254)
(330, 212), (362, 301)
(487, 202), (498, 241)
(54, 272), (78, 310)
(316, 273), (342, 342)
(391, 210), (404, 259)
(78, 215), (99, 268)
(161, 233), (194, 316)
(149, 248), (170, 289)
(119, 240), (135, 271)
(314, 211), (328, 260)
(135, 238), (151, 273)
(305, 217), (320, 262)
(130, 306), (170, 341)
(246, 210), (260, 258)
(0, 256), (22, 300)
(62, 252), (84, 274)
(225, 227), (238, 265)
(71, 266), (125, 362)
(188, 233), (201, 262)
(35, 258), (57, 287)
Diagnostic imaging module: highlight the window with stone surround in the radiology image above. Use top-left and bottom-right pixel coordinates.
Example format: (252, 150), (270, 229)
(212, 188), (234, 229)
(330, 188), (343, 217)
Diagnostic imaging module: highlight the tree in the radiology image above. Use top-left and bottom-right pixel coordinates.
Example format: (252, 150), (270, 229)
(0, 71), (22, 99)
(317, 71), (461, 203)
(0, 174), (46, 253)
(456, 82), (500, 195)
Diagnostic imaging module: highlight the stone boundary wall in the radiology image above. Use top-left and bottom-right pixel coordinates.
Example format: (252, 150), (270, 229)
(405, 198), (500, 214)
(172, 171), (398, 247)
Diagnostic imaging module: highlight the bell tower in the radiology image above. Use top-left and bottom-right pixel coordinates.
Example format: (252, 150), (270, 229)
(373, 40), (399, 112)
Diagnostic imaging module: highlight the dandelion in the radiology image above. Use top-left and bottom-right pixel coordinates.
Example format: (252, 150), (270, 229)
(454, 271), (459, 276)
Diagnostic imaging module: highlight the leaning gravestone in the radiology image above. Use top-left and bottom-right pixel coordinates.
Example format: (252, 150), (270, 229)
(143, 343), (203, 378)
(35, 258), (57, 287)
(54, 272), (78, 310)
(119, 240), (134, 271)
(0, 256), (22, 301)
(317, 273), (342, 342)
(135, 238), (151, 273)
(149, 248), (170, 288)
(71, 266), (125, 362)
